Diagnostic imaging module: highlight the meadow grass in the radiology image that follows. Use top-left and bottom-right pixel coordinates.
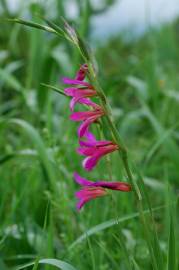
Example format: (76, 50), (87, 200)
(0, 1), (179, 269)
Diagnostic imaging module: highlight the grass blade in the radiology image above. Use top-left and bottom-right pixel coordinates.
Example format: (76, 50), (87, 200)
(69, 205), (165, 249)
(6, 18), (56, 34)
(7, 119), (57, 192)
(41, 83), (67, 97)
(14, 258), (77, 270)
(0, 68), (24, 93)
(43, 18), (65, 37)
(167, 215), (176, 270)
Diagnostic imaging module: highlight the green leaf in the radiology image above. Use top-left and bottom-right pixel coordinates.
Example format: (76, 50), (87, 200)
(43, 18), (65, 37)
(0, 153), (15, 165)
(0, 68), (24, 92)
(142, 104), (179, 169)
(69, 205), (165, 249)
(0, 149), (41, 165)
(14, 258), (77, 270)
(32, 258), (39, 270)
(167, 215), (176, 270)
(41, 83), (67, 97)
(6, 18), (57, 34)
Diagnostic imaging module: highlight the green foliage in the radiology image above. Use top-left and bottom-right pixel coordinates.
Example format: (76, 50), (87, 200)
(15, 258), (78, 270)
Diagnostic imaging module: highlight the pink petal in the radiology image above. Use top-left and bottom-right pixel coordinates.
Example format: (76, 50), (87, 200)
(65, 89), (96, 97)
(79, 140), (96, 147)
(64, 87), (78, 96)
(69, 97), (86, 112)
(79, 98), (101, 109)
(77, 116), (97, 137)
(94, 144), (118, 157)
(70, 97), (76, 112)
(82, 155), (100, 171)
(70, 111), (95, 121)
(93, 181), (131, 191)
(74, 172), (92, 186)
(84, 131), (96, 142)
(75, 188), (103, 199)
(82, 145), (118, 171)
(76, 198), (87, 210)
(77, 146), (97, 156)
(79, 132), (97, 147)
(69, 91), (97, 112)
(62, 77), (91, 87)
(70, 97), (90, 112)
(75, 187), (107, 210)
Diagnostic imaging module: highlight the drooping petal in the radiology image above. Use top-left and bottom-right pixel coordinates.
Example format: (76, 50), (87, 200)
(82, 155), (100, 171)
(75, 187), (107, 210)
(76, 197), (88, 210)
(76, 109), (104, 138)
(69, 97), (76, 112)
(74, 172), (93, 186)
(77, 116), (98, 138)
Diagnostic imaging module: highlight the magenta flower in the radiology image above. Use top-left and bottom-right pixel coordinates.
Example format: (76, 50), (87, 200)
(63, 64), (98, 111)
(70, 107), (104, 138)
(63, 77), (91, 87)
(62, 64), (91, 87)
(64, 88), (97, 111)
(74, 172), (132, 210)
(75, 63), (88, 81)
(76, 187), (107, 210)
(77, 136), (119, 171)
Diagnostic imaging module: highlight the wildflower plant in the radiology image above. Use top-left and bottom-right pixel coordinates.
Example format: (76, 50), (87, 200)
(4, 14), (178, 270)
(9, 17), (138, 210)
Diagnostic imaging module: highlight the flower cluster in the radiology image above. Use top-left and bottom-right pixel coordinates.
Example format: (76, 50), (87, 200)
(63, 64), (132, 210)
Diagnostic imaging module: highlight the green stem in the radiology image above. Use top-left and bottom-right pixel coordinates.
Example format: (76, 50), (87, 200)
(87, 63), (141, 199)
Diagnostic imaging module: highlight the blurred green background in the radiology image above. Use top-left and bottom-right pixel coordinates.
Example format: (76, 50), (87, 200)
(0, 0), (179, 269)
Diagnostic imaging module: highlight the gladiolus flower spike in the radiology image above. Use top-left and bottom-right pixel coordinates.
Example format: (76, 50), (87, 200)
(62, 64), (132, 211)
(74, 172), (132, 210)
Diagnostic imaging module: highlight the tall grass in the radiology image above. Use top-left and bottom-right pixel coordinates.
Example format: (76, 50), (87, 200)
(0, 1), (179, 269)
